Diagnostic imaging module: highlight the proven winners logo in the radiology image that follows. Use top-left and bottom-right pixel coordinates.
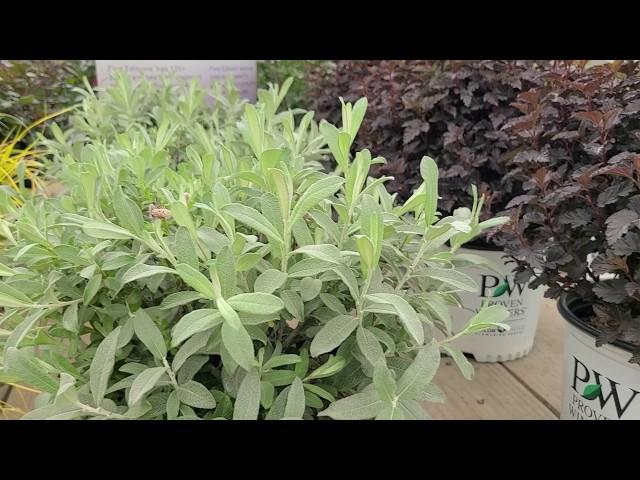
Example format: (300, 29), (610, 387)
(569, 357), (640, 420)
(480, 274), (526, 299)
(478, 275), (526, 318)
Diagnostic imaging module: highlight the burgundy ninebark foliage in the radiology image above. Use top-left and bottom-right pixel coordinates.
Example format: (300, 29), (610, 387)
(495, 61), (640, 359)
(307, 60), (546, 215)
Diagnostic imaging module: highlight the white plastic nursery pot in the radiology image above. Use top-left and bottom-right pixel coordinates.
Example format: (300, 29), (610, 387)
(559, 295), (640, 420)
(449, 244), (544, 362)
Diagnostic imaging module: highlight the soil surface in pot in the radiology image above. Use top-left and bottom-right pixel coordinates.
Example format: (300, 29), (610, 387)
(560, 294), (640, 352)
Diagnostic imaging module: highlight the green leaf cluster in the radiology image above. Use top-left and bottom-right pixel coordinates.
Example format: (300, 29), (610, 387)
(0, 74), (508, 420)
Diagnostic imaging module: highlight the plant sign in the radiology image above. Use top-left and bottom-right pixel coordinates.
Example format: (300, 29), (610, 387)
(448, 246), (544, 362)
(95, 60), (257, 101)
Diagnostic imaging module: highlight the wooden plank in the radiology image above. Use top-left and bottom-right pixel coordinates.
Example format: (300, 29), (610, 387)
(1, 385), (37, 420)
(427, 359), (557, 420)
(500, 298), (565, 416)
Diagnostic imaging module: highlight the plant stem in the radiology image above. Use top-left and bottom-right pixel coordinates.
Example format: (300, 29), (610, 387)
(356, 274), (374, 322)
(153, 222), (177, 266)
(338, 202), (357, 249)
(283, 327), (301, 349)
(439, 329), (469, 346)
(396, 240), (429, 292)
(162, 358), (179, 390)
(79, 403), (128, 420)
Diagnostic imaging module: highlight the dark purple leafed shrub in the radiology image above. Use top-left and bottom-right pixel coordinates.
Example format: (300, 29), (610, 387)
(307, 60), (547, 217)
(495, 61), (640, 361)
(0, 60), (96, 138)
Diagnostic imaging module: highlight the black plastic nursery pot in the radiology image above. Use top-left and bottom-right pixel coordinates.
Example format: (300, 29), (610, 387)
(448, 242), (544, 362)
(557, 293), (640, 420)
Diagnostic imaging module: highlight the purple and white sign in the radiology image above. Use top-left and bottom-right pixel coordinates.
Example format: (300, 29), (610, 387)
(95, 60), (257, 101)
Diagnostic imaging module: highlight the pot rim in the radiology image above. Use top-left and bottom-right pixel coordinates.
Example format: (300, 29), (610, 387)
(458, 240), (503, 252)
(558, 293), (636, 354)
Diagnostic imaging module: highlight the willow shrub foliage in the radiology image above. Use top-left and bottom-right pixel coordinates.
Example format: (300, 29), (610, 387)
(0, 75), (508, 420)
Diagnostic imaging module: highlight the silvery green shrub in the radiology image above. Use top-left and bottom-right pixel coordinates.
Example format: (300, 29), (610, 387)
(0, 75), (509, 420)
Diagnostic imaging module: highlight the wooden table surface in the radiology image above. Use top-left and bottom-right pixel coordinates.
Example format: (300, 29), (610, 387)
(1, 299), (565, 420)
(428, 298), (564, 420)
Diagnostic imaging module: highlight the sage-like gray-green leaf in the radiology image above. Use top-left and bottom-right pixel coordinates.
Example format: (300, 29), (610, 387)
(254, 269), (288, 294)
(122, 264), (175, 285)
(440, 344), (474, 380)
(396, 341), (441, 400)
(175, 263), (217, 300)
(303, 383), (335, 403)
(217, 297), (242, 329)
(22, 404), (85, 420)
(420, 156), (439, 226)
(221, 321), (255, 371)
(233, 369), (261, 420)
(128, 367), (167, 406)
(222, 203), (283, 244)
(284, 377), (306, 419)
(171, 309), (222, 347)
(113, 187), (144, 236)
(262, 354), (301, 371)
(172, 330), (213, 371)
(332, 265), (360, 299)
(290, 176), (345, 225)
(0, 262), (17, 277)
(265, 386), (289, 420)
(159, 291), (204, 310)
(117, 317), (135, 349)
(227, 292), (284, 315)
(0, 283), (35, 308)
(310, 315), (359, 358)
(373, 362), (397, 403)
(236, 253), (262, 272)
(260, 380), (276, 409)
(299, 277), (322, 302)
(167, 390), (180, 419)
(89, 326), (122, 406)
(62, 303), (79, 333)
(280, 290), (304, 320)
(4, 347), (58, 394)
(356, 326), (385, 367)
(365, 293), (424, 346)
(304, 355), (347, 381)
(293, 244), (342, 264)
(318, 390), (384, 420)
(178, 380), (217, 409)
(423, 267), (476, 292)
(133, 309), (167, 360)
(288, 258), (335, 278)
(173, 227), (199, 269)
(466, 305), (510, 330)
(214, 246), (236, 298)
(6, 308), (51, 350)
(415, 383), (447, 404)
(82, 221), (136, 240)
(83, 274), (102, 305)
(170, 201), (197, 236)
(319, 292), (347, 314)
(375, 404), (405, 420)
(398, 399), (431, 419)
